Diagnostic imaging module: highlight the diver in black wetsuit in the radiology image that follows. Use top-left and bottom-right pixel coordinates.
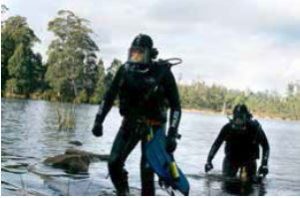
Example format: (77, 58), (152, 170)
(205, 104), (270, 181)
(91, 34), (182, 195)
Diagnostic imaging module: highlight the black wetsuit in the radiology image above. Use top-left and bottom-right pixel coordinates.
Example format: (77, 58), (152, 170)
(207, 120), (270, 179)
(96, 61), (181, 195)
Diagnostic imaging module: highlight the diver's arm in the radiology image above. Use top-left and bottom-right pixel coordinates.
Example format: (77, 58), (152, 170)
(207, 126), (227, 162)
(162, 69), (181, 153)
(163, 69), (181, 133)
(95, 66), (124, 123)
(204, 126), (227, 172)
(257, 124), (270, 166)
(254, 121), (270, 176)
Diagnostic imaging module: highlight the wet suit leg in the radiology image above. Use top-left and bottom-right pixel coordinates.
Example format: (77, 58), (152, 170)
(222, 157), (239, 177)
(140, 125), (166, 196)
(245, 160), (257, 181)
(223, 157), (257, 181)
(108, 119), (140, 195)
(141, 144), (155, 196)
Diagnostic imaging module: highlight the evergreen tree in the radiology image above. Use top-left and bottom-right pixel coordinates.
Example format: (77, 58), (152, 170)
(46, 10), (99, 101)
(104, 58), (122, 88)
(90, 59), (106, 103)
(1, 15), (41, 95)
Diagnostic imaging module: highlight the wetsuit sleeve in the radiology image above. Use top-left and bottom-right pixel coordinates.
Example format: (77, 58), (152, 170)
(256, 122), (270, 166)
(96, 66), (124, 123)
(207, 125), (228, 162)
(163, 69), (181, 131)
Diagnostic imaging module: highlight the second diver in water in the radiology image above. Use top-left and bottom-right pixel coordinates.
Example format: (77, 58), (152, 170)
(205, 104), (270, 182)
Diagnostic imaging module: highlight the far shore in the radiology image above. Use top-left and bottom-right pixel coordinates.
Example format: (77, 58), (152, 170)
(1, 96), (298, 122)
(182, 108), (297, 122)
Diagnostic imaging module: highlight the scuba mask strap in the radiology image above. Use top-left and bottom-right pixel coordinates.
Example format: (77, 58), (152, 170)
(143, 48), (151, 64)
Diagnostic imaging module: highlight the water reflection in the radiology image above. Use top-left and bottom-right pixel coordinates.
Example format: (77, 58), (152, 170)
(1, 99), (300, 195)
(221, 179), (266, 196)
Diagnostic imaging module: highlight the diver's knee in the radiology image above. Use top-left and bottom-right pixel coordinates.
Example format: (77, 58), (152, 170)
(108, 155), (121, 170)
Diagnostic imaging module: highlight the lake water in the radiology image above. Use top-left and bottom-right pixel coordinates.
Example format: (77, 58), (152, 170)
(1, 99), (300, 195)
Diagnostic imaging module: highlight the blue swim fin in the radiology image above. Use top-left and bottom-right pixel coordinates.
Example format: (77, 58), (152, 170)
(145, 128), (190, 196)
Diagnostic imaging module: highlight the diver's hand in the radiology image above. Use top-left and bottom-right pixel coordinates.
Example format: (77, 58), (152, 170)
(92, 114), (103, 137)
(166, 136), (177, 153)
(258, 165), (269, 176)
(205, 162), (213, 173)
(166, 127), (178, 153)
(92, 123), (103, 137)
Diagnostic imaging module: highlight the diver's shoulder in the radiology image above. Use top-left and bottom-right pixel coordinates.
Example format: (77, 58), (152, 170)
(153, 59), (173, 73)
(119, 62), (132, 74)
(248, 119), (262, 129)
(153, 59), (171, 67)
(223, 122), (232, 131)
(120, 63), (128, 70)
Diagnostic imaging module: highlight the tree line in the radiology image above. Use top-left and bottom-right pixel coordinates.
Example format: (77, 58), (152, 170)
(1, 8), (300, 120)
(2, 9), (121, 104)
(179, 82), (300, 120)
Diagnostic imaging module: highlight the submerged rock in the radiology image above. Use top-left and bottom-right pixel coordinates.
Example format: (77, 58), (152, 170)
(68, 140), (83, 146)
(44, 154), (90, 174)
(43, 149), (109, 174)
(64, 148), (110, 162)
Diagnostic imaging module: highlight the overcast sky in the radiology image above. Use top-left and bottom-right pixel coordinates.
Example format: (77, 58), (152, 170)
(2, 0), (300, 93)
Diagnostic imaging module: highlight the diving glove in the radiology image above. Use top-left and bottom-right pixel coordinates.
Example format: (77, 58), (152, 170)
(92, 114), (103, 137)
(205, 162), (213, 173)
(166, 127), (178, 153)
(258, 165), (269, 176)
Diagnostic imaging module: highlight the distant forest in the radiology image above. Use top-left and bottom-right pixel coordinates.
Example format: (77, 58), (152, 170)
(2, 7), (300, 120)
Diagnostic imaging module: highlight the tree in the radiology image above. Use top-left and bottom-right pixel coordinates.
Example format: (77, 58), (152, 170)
(90, 59), (106, 103)
(104, 58), (122, 88)
(6, 44), (33, 94)
(32, 52), (47, 90)
(1, 15), (41, 94)
(46, 10), (99, 101)
(287, 83), (295, 97)
(1, 4), (8, 14)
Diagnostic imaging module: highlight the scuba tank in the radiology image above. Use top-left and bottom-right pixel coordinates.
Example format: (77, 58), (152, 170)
(143, 57), (182, 100)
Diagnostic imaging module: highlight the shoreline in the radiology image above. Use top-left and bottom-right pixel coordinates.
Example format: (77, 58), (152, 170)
(1, 96), (299, 122)
(182, 108), (296, 122)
